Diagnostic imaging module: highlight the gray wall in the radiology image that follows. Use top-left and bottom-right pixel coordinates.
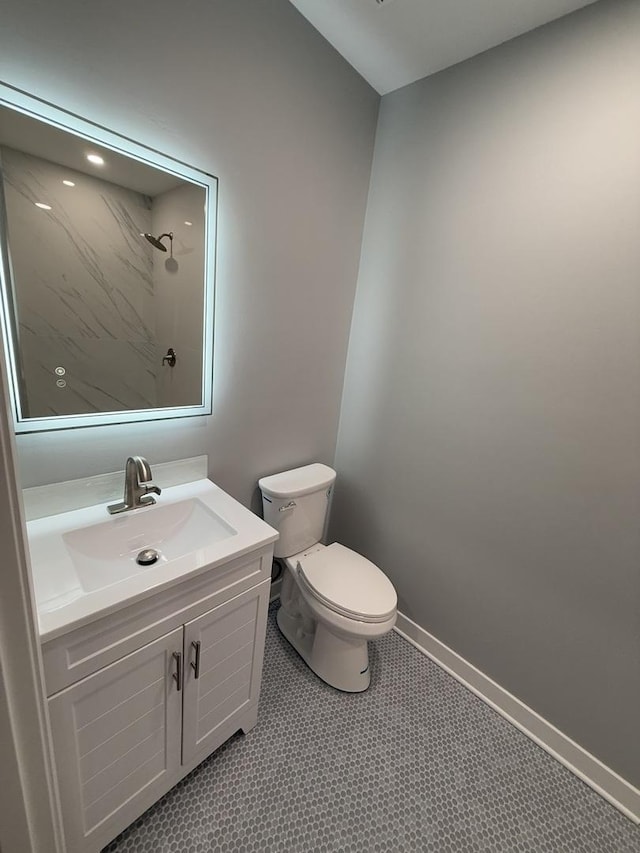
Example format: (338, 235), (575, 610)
(0, 0), (379, 507)
(332, 0), (640, 785)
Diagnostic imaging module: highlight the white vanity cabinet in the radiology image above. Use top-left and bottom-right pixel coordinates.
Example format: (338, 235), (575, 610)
(42, 547), (273, 853)
(48, 628), (184, 851)
(182, 587), (266, 766)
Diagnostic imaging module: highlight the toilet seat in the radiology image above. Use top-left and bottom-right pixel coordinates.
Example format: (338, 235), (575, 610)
(296, 543), (397, 623)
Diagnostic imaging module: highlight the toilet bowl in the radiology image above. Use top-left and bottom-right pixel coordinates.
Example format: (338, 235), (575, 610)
(258, 464), (397, 692)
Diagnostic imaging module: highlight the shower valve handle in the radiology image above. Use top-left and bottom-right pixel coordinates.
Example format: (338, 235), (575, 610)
(162, 348), (176, 367)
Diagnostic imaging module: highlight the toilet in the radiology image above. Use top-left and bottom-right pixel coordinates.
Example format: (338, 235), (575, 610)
(259, 463), (397, 692)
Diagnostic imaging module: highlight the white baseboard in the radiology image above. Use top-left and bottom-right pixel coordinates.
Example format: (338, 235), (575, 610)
(394, 612), (639, 824)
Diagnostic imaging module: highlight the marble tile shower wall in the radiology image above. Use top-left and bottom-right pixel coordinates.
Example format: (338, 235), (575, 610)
(1, 146), (157, 416)
(152, 182), (205, 409)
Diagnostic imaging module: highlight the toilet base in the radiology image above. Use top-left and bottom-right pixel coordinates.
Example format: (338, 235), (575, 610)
(277, 605), (371, 693)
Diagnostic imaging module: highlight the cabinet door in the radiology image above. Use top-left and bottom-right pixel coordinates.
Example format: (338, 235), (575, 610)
(48, 627), (183, 853)
(182, 581), (269, 766)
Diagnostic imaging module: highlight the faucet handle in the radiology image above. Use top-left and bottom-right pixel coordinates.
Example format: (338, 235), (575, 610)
(139, 483), (161, 508)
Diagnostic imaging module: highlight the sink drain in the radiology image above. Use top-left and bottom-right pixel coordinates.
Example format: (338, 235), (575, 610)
(136, 548), (160, 566)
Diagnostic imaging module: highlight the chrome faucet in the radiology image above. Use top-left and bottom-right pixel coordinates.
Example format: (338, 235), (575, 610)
(107, 456), (161, 515)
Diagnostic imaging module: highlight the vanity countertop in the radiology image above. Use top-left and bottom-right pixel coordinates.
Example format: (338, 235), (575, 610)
(27, 479), (278, 642)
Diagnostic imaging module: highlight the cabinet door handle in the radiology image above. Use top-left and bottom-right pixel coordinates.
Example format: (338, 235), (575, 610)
(172, 651), (182, 691)
(190, 640), (201, 679)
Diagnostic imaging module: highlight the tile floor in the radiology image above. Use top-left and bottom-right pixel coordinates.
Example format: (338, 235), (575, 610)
(104, 603), (639, 852)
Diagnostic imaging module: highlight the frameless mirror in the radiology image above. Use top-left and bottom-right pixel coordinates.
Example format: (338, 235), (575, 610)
(0, 85), (217, 433)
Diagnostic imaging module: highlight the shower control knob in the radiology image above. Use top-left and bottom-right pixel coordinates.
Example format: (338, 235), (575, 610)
(54, 366), (66, 376)
(162, 348), (177, 367)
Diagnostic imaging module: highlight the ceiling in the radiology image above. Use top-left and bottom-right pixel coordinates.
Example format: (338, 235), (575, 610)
(289, 0), (599, 94)
(0, 105), (184, 197)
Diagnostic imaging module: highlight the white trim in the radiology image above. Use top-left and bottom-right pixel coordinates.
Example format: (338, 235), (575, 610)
(0, 267), (64, 849)
(0, 661), (32, 851)
(394, 612), (640, 824)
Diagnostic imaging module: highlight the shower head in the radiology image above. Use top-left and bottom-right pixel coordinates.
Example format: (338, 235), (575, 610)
(144, 232), (173, 252)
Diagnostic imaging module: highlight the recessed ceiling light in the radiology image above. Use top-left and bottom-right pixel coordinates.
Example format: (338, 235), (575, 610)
(62, 180), (75, 187)
(35, 202), (52, 210)
(184, 220), (193, 226)
(86, 153), (104, 166)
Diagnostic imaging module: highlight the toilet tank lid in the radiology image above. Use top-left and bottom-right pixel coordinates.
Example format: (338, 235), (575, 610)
(258, 463), (336, 499)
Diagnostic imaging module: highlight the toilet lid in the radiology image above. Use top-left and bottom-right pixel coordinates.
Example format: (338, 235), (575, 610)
(297, 543), (397, 622)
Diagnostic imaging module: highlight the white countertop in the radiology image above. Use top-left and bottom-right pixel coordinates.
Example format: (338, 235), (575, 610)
(27, 479), (278, 642)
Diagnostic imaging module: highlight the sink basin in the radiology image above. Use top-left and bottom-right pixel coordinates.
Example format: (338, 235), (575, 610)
(63, 498), (236, 592)
(26, 477), (278, 641)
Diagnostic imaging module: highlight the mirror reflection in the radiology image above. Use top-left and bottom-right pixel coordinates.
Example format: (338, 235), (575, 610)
(0, 99), (214, 430)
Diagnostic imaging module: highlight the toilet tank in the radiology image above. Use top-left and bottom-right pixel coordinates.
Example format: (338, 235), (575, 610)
(258, 463), (336, 558)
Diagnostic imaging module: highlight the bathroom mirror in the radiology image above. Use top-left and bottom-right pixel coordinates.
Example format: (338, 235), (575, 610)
(0, 85), (217, 433)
